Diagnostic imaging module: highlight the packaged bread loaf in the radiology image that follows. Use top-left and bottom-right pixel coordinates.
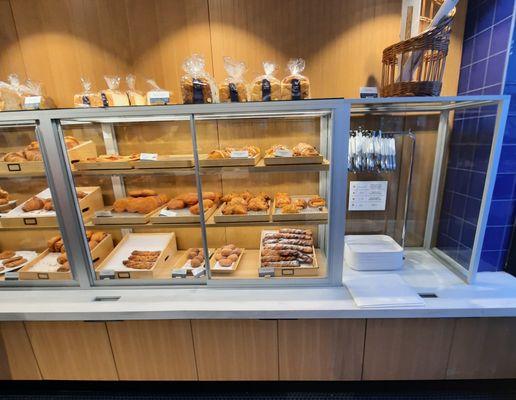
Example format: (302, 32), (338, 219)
(73, 77), (103, 108)
(125, 74), (146, 106)
(0, 74), (23, 111)
(21, 79), (55, 110)
(250, 61), (280, 101)
(180, 54), (218, 104)
(100, 75), (130, 106)
(145, 78), (170, 105)
(219, 57), (247, 103)
(280, 58), (310, 100)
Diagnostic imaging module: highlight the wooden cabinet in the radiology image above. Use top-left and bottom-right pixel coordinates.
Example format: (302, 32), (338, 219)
(191, 319), (278, 380)
(0, 322), (41, 380)
(107, 320), (197, 380)
(447, 318), (516, 379)
(363, 318), (455, 380)
(25, 321), (118, 380)
(278, 319), (365, 380)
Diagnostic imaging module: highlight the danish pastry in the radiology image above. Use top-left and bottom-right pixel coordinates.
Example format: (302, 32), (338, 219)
(308, 196), (326, 208)
(0, 250), (15, 260)
(293, 142), (318, 157)
(22, 196), (45, 212)
(3, 152), (26, 163)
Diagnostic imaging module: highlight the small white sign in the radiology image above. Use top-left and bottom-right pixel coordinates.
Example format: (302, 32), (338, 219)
(359, 87), (378, 98)
(274, 148), (293, 157)
(230, 150), (249, 158)
(95, 210), (113, 218)
(24, 96), (42, 109)
(140, 153), (158, 161)
(348, 181), (388, 211)
(147, 90), (170, 105)
(160, 209), (177, 217)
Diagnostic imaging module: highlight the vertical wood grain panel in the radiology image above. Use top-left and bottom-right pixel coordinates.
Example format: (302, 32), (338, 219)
(107, 320), (197, 380)
(278, 319), (365, 380)
(447, 318), (516, 379)
(0, 322), (41, 380)
(192, 319), (278, 380)
(363, 318), (455, 380)
(0, 0), (26, 79)
(25, 321), (118, 380)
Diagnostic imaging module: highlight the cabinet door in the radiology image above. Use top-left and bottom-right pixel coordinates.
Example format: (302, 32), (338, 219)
(278, 319), (365, 380)
(192, 320), (278, 380)
(363, 318), (454, 380)
(25, 321), (118, 380)
(107, 320), (197, 380)
(0, 322), (41, 380)
(447, 318), (516, 379)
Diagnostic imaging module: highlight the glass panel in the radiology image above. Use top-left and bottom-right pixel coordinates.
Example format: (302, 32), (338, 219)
(194, 114), (331, 282)
(0, 125), (78, 285)
(61, 117), (207, 284)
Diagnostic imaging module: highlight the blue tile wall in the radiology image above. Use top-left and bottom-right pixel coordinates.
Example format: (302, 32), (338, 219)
(437, 0), (516, 272)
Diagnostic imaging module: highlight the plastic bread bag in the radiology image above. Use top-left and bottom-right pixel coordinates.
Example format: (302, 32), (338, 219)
(73, 77), (103, 108)
(250, 61), (280, 101)
(100, 75), (129, 106)
(0, 74), (23, 111)
(280, 58), (310, 100)
(219, 57), (248, 102)
(180, 54), (218, 104)
(145, 78), (170, 105)
(125, 74), (147, 106)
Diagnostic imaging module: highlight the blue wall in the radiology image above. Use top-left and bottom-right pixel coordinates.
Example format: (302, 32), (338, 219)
(437, 0), (515, 271)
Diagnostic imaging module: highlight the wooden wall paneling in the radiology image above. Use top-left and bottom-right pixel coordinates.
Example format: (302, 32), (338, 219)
(107, 320), (197, 380)
(278, 319), (365, 380)
(191, 319), (279, 380)
(0, 321), (41, 380)
(447, 318), (516, 379)
(0, 0), (26, 80)
(363, 318), (455, 380)
(25, 321), (118, 380)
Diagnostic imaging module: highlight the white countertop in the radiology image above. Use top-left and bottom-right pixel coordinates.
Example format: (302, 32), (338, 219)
(0, 250), (515, 321)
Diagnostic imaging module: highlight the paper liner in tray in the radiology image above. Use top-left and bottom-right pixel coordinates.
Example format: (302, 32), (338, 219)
(272, 195), (328, 222)
(0, 251), (38, 275)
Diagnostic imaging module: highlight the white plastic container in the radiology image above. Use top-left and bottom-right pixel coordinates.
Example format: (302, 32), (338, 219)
(344, 235), (404, 271)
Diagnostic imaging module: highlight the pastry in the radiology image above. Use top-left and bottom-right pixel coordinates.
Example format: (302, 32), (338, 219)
(293, 142), (318, 157)
(247, 197), (268, 211)
(222, 204), (247, 215)
(76, 191), (87, 199)
(280, 59), (310, 100)
(227, 254), (239, 262)
(251, 62), (281, 101)
(218, 258), (233, 267)
(128, 189), (157, 198)
(2, 255), (22, 265)
(179, 193), (199, 206)
(131, 250), (160, 256)
(113, 198), (129, 213)
(219, 82), (247, 103)
(47, 236), (61, 251)
(57, 262), (70, 272)
(3, 257), (26, 269)
(265, 145), (290, 157)
(293, 199), (307, 209)
(275, 193), (291, 208)
(281, 203), (300, 214)
(90, 232), (107, 243)
(113, 194), (166, 214)
(207, 149), (230, 160)
(0, 250), (15, 260)
(280, 228), (312, 235)
(261, 260), (300, 268)
(167, 198), (185, 210)
(243, 146), (260, 157)
(23, 149), (43, 161)
(43, 199), (54, 211)
(189, 199), (214, 215)
(22, 196), (45, 212)
(3, 152), (26, 162)
(122, 260), (155, 269)
(308, 196), (326, 208)
(57, 254), (68, 265)
(64, 136), (80, 149)
(0, 199), (8, 205)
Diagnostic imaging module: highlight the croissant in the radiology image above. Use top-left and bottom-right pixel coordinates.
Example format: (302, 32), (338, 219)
(22, 196), (45, 212)
(0, 187), (9, 199)
(23, 150), (43, 161)
(293, 142), (318, 157)
(3, 152), (26, 162)
(207, 149), (229, 159)
(167, 198), (185, 210)
(64, 136), (80, 149)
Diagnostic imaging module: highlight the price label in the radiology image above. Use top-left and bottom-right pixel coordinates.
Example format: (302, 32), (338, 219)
(191, 266), (206, 278)
(274, 148), (293, 157)
(160, 209), (177, 217)
(147, 90), (170, 105)
(95, 210), (113, 218)
(140, 153), (158, 161)
(24, 96), (42, 109)
(230, 150), (249, 158)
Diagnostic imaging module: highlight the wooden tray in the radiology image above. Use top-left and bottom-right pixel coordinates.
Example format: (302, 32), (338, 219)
(18, 234), (114, 280)
(199, 153), (261, 167)
(210, 247), (245, 274)
(95, 233), (177, 279)
(92, 205), (159, 225)
(0, 140), (97, 175)
(0, 186), (103, 228)
(213, 201), (271, 223)
(149, 203), (217, 224)
(131, 155), (194, 169)
(172, 248), (214, 271)
(271, 195), (328, 222)
(74, 158), (134, 170)
(263, 154), (324, 166)
(259, 230), (319, 277)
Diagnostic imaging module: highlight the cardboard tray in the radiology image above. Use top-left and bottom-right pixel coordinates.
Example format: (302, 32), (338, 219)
(271, 195), (328, 222)
(0, 250), (38, 275)
(92, 205), (161, 225)
(199, 153), (261, 167)
(18, 234), (114, 280)
(131, 155), (194, 169)
(213, 201), (271, 223)
(150, 203), (217, 224)
(0, 141), (97, 175)
(0, 186), (103, 228)
(210, 247), (245, 274)
(263, 154), (324, 166)
(259, 229), (319, 277)
(95, 233), (177, 280)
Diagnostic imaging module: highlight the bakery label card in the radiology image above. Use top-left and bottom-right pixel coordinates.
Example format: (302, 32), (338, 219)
(348, 181), (388, 211)
(95, 210), (113, 218)
(140, 153), (158, 161)
(147, 90), (170, 105)
(159, 209), (177, 217)
(23, 96), (42, 109)
(230, 150), (249, 158)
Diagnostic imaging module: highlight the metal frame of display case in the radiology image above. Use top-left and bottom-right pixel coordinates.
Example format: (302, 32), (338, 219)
(0, 95), (509, 289)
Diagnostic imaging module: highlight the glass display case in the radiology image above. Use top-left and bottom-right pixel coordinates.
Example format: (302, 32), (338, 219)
(0, 96), (508, 289)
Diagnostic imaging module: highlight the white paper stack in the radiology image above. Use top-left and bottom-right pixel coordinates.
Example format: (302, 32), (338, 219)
(344, 274), (425, 308)
(345, 235), (403, 271)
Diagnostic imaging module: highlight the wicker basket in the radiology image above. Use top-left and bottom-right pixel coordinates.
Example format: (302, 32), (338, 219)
(380, 14), (453, 97)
